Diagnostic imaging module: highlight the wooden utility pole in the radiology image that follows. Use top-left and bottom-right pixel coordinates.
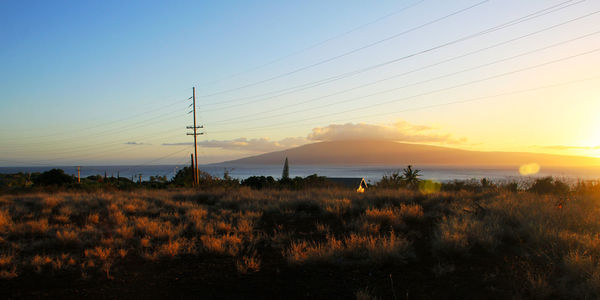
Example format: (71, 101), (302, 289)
(77, 166), (81, 183)
(193, 87), (198, 186)
(190, 153), (196, 184)
(187, 87), (203, 187)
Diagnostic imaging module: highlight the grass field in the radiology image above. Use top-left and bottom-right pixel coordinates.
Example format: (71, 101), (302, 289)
(1, 185), (599, 299)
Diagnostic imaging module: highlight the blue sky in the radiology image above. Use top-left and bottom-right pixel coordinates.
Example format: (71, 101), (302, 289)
(1, 0), (600, 166)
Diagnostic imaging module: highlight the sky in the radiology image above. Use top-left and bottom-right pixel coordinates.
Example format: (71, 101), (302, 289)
(1, 0), (600, 166)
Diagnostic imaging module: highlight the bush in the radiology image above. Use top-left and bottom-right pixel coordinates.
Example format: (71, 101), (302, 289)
(33, 169), (73, 187)
(377, 171), (405, 189)
(242, 176), (277, 190)
(171, 167), (195, 187)
(0, 172), (32, 189)
(528, 177), (569, 195)
(375, 165), (422, 189)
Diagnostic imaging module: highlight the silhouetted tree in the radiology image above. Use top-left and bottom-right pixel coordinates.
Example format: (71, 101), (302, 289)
(402, 165), (422, 189)
(529, 177), (569, 195)
(282, 157), (290, 179)
(0, 172), (32, 189)
(242, 176), (276, 189)
(34, 169), (73, 186)
(377, 171), (406, 188)
(171, 167), (194, 187)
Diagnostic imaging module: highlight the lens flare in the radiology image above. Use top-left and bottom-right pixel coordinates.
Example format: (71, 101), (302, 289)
(519, 163), (540, 175)
(419, 180), (442, 194)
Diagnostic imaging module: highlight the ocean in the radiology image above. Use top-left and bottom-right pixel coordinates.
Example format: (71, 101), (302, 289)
(1, 164), (600, 184)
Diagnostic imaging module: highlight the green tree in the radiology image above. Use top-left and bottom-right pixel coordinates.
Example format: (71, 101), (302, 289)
(282, 157), (290, 179)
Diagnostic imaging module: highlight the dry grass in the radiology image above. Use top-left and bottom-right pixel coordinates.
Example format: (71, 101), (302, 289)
(285, 231), (413, 264)
(355, 287), (379, 300)
(0, 210), (12, 232)
(236, 254), (261, 274)
(56, 229), (79, 244)
(0, 187), (599, 299)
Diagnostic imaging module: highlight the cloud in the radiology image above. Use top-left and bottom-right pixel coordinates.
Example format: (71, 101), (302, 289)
(537, 145), (600, 150)
(307, 121), (466, 144)
(164, 137), (307, 153)
(162, 142), (193, 146)
(162, 120), (464, 153)
(125, 141), (150, 145)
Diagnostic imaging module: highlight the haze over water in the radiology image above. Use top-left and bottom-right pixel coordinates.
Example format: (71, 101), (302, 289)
(2, 164), (599, 183)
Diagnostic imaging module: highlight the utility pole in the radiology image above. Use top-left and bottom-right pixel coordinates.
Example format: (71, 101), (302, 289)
(187, 87), (204, 187)
(77, 166), (81, 184)
(190, 153), (196, 185)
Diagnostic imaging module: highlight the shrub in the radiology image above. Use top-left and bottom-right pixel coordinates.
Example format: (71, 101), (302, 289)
(34, 169), (73, 186)
(529, 177), (570, 195)
(285, 232), (413, 265)
(376, 171), (405, 189)
(242, 176), (277, 190)
(236, 254), (261, 274)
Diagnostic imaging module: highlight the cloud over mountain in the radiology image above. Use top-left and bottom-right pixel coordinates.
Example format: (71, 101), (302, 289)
(163, 120), (465, 153)
(307, 121), (466, 144)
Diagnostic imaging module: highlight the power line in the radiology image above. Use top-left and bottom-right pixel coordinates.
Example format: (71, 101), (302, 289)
(118, 147), (190, 172)
(1, 130), (186, 165)
(3, 108), (188, 149)
(208, 46), (600, 134)
(210, 28), (600, 126)
(0, 126), (184, 156)
(208, 74), (600, 135)
(1, 94), (194, 165)
(200, 0), (586, 111)
(2, 94), (191, 142)
(186, 87), (203, 186)
(325, 74), (600, 125)
(198, 0), (492, 98)
(1, 1), (593, 168)
(195, 0), (426, 88)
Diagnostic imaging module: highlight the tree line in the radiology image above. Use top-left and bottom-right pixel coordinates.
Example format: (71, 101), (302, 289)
(0, 165), (594, 195)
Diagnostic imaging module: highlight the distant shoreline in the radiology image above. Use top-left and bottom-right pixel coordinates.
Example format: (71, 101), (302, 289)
(2, 164), (599, 182)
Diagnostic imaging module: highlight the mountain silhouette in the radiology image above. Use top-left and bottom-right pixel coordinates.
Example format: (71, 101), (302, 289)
(221, 140), (600, 167)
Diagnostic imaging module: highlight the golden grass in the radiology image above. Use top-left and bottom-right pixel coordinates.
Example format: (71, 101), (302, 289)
(285, 231), (412, 264)
(133, 217), (182, 240)
(236, 254), (261, 274)
(0, 187), (599, 298)
(364, 207), (405, 230)
(0, 210), (12, 232)
(56, 229), (79, 244)
(201, 233), (242, 256)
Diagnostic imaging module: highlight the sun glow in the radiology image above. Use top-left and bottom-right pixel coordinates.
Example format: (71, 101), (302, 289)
(519, 163), (540, 176)
(582, 119), (600, 157)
